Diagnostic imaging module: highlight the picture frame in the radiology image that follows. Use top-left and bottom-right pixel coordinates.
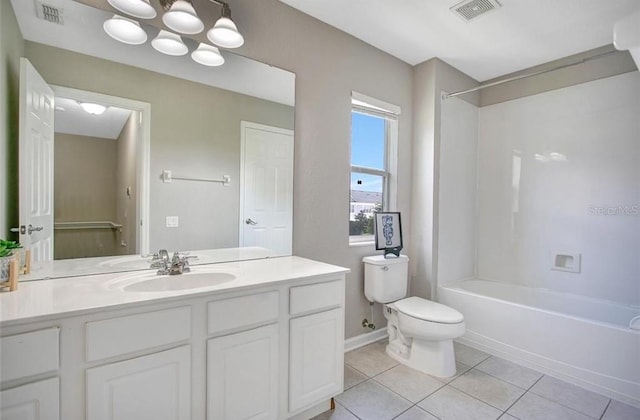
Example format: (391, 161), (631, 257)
(374, 212), (403, 257)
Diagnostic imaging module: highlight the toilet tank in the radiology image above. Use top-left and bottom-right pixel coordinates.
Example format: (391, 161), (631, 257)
(363, 255), (409, 303)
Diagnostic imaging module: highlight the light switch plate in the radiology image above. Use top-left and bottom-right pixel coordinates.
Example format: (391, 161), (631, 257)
(166, 216), (179, 228)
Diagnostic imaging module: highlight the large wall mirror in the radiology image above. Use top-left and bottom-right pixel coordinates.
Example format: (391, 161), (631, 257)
(8, 0), (295, 280)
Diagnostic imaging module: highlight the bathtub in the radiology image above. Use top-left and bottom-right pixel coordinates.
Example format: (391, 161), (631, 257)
(438, 279), (640, 406)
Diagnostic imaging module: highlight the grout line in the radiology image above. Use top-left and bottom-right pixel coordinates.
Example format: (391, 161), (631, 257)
(500, 374), (545, 417)
(334, 399), (362, 420)
(527, 375), (611, 419)
(599, 399), (612, 420)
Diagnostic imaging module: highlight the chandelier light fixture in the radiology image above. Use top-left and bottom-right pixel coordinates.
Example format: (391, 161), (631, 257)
(103, 0), (244, 67)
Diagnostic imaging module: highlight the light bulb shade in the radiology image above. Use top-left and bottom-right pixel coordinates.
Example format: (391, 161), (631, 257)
(162, 0), (204, 35)
(107, 0), (156, 19)
(80, 103), (107, 115)
(207, 17), (244, 48)
(191, 43), (225, 66)
(151, 30), (188, 56)
(103, 15), (147, 45)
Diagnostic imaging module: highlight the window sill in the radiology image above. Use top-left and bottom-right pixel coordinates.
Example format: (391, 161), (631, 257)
(349, 235), (375, 248)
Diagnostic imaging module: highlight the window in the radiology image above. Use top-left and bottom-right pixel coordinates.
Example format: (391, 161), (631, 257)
(349, 93), (399, 245)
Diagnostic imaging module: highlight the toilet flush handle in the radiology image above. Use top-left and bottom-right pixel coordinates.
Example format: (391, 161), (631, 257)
(381, 266), (389, 271)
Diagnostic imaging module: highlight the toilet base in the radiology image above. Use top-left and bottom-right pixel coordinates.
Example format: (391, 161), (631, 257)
(385, 338), (457, 378)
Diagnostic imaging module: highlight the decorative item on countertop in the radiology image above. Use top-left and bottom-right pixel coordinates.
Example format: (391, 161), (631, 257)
(374, 212), (403, 258)
(0, 240), (21, 291)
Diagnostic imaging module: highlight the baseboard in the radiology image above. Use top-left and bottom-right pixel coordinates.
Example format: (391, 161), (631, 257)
(344, 327), (388, 353)
(457, 332), (640, 408)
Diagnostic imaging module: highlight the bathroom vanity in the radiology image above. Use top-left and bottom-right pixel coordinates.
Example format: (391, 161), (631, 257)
(0, 256), (349, 420)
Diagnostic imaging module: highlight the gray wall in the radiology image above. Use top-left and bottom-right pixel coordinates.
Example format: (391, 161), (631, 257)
(116, 112), (139, 255)
(0, 0), (23, 239)
(54, 133), (118, 259)
(24, 41), (295, 254)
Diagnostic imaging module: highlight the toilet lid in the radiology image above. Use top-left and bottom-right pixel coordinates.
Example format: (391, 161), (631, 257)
(394, 297), (464, 324)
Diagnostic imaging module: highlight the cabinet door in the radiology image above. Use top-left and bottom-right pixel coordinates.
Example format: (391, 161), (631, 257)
(0, 377), (59, 420)
(289, 308), (343, 413)
(86, 345), (190, 420)
(208, 324), (278, 420)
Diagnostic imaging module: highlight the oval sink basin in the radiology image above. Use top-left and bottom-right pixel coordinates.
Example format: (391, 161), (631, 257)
(107, 269), (235, 293)
(98, 255), (150, 270)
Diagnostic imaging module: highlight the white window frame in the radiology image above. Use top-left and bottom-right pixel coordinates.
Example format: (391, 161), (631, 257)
(349, 92), (400, 246)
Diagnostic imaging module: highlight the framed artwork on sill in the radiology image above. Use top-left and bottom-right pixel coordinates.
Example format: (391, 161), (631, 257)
(374, 212), (403, 257)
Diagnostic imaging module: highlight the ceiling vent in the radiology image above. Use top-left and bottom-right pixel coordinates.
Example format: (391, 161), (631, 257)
(450, 0), (501, 22)
(34, 0), (64, 25)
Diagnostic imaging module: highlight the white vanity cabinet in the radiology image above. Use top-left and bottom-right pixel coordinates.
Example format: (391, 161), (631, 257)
(0, 328), (61, 420)
(0, 257), (348, 420)
(288, 281), (344, 413)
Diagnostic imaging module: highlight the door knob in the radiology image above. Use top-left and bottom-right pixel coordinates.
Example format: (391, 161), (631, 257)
(245, 218), (258, 225)
(10, 226), (25, 234)
(28, 225), (43, 234)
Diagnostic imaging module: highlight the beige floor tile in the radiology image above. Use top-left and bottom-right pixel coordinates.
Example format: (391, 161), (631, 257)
(311, 401), (359, 420)
(417, 385), (502, 420)
(345, 342), (398, 377)
(450, 369), (525, 410)
(336, 380), (412, 420)
(374, 364), (444, 403)
(507, 392), (592, 420)
(431, 361), (472, 384)
(529, 376), (610, 418)
(602, 399), (640, 420)
(394, 406), (439, 420)
(344, 364), (367, 390)
(453, 342), (490, 367)
(475, 357), (543, 389)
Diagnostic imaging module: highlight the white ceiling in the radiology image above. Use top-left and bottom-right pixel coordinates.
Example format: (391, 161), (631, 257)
(280, 0), (640, 81)
(55, 97), (132, 140)
(10, 0), (295, 106)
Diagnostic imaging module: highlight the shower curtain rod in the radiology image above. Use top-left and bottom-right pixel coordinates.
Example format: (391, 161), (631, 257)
(443, 49), (621, 99)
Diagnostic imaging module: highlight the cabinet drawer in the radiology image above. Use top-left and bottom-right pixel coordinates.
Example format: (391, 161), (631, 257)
(86, 306), (191, 362)
(1, 327), (59, 383)
(290, 280), (342, 316)
(208, 291), (279, 335)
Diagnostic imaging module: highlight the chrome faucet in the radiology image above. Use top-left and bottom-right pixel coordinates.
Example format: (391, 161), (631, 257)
(149, 249), (170, 270)
(167, 252), (192, 275)
(148, 250), (195, 275)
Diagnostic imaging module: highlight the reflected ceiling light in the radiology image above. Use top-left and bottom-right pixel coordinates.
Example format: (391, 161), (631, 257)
(80, 103), (107, 115)
(162, 0), (204, 35)
(103, 15), (148, 45)
(191, 43), (225, 66)
(207, 3), (244, 49)
(107, 0), (157, 19)
(151, 30), (188, 56)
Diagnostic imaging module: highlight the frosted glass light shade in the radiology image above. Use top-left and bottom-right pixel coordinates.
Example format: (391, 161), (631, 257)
(103, 15), (147, 45)
(191, 43), (225, 66)
(151, 30), (188, 56)
(207, 17), (244, 48)
(80, 103), (107, 115)
(162, 0), (204, 35)
(107, 0), (156, 19)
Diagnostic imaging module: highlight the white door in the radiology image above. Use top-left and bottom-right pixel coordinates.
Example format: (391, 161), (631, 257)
(240, 122), (293, 256)
(0, 377), (60, 420)
(289, 308), (343, 413)
(207, 324), (278, 420)
(86, 346), (191, 420)
(17, 58), (54, 264)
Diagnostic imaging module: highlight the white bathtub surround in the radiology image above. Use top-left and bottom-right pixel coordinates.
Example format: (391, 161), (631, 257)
(439, 279), (640, 407)
(0, 256), (349, 420)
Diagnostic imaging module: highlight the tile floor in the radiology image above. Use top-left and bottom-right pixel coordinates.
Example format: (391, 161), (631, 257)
(313, 341), (640, 420)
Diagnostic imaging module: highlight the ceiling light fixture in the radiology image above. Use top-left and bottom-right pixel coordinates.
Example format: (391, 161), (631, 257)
(80, 102), (107, 115)
(103, 0), (245, 67)
(107, 0), (157, 19)
(151, 29), (188, 56)
(191, 43), (225, 66)
(103, 15), (148, 45)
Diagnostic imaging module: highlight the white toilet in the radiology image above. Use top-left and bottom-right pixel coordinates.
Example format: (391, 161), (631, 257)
(363, 255), (465, 377)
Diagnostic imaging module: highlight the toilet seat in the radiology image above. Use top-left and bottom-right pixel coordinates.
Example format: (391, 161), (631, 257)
(394, 296), (464, 324)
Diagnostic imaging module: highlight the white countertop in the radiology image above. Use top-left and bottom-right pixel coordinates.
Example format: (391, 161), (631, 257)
(0, 256), (349, 326)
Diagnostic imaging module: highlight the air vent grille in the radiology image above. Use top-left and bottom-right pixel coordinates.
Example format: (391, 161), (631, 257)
(450, 0), (501, 22)
(35, 0), (64, 25)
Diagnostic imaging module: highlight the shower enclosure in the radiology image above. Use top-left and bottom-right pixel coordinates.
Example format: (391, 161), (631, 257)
(436, 68), (640, 406)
